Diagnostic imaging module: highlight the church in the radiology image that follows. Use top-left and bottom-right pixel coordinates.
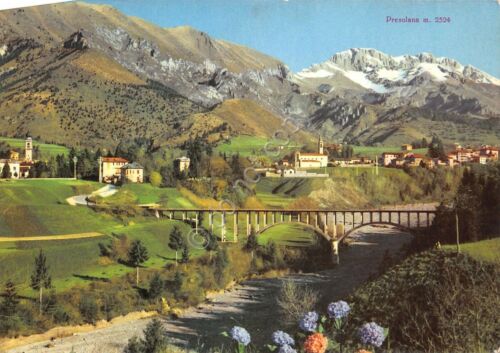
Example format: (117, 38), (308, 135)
(294, 136), (329, 169)
(0, 137), (34, 179)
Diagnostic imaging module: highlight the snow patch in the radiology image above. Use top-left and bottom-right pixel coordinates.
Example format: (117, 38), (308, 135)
(295, 69), (335, 79)
(377, 68), (406, 81)
(344, 71), (387, 93)
(413, 63), (448, 82)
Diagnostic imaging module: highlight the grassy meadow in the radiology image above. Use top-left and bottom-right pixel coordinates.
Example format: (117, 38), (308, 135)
(215, 135), (302, 157)
(257, 223), (318, 246)
(352, 145), (427, 158)
(0, 136), (69, 158)
(443, 238), (500, 264)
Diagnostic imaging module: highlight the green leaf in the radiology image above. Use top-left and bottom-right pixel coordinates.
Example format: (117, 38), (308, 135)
(221, 331), (229, 337)
(383, 327), (389, 339)
(266, 344), (277, 352)
(318, 323), (324, 333)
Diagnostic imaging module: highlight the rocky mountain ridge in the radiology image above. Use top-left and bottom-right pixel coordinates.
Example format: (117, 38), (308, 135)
(0, 3), (499, 147)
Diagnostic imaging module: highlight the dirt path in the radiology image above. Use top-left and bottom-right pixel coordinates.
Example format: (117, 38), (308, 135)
(4, 225), (412, 353)
(0, 232), (104, 242)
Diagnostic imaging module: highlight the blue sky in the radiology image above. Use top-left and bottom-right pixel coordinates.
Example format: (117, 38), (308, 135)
(85, 0), (500, 76)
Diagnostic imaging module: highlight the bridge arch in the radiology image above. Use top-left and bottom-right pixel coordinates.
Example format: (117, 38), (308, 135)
(338, 222), (413, 243)
(256, 221), (332, 242)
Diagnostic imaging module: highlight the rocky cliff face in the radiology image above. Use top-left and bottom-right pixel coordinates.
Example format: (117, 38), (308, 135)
(0, 3), (499, 147)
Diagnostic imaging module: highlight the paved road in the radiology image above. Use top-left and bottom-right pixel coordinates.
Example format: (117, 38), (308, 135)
(5, 225), (412, 353)
(66, 185), (118, 206)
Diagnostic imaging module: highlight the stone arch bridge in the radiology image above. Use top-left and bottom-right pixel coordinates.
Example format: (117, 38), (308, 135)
(151, 208), (436, 244)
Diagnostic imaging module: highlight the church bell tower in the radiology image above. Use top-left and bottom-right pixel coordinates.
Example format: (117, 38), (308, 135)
(25, 137), (33, 162)
(318, 135), (324, 155)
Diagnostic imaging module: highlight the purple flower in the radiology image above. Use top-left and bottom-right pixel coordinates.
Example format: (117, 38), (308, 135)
(272, 330), (295, 346)
(327, 300), (351, 319)
(230, 326), (251, 346)
(299, 311), (319, 332)
(358, 322), (385, 347)
(278, 345), (297, 353)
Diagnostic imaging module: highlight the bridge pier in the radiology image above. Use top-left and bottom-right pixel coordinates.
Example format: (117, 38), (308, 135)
(246, 212), (250, 236)
(272, 212), (275, 225)
(255, 212), (260, 232)
(234, 212), (238, 241)
(306, 212), (310, 225)
(209, 212), (214, 233)
(315, 212), (318, 228)
(221, 212), (226, 242)
(332, 239), (339, 264)
(264, 212), (268, 227)
(195, 212), (199, 234)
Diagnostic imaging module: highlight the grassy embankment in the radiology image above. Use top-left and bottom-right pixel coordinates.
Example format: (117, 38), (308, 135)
(254, 166), (455, 209)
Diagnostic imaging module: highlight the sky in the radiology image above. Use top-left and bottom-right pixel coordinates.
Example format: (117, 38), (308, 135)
(15, 0), (500, 76)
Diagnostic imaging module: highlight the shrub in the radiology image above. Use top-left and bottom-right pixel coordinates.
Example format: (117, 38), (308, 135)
(79, 296), (99, 324)
(348, 250), (500, 353)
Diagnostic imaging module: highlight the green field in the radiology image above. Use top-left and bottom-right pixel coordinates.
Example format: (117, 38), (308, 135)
(258, 223), (318, 246)
(255, 178), (325, 208)
(0, 219), (205, 293)
(215, 135), (302, 157)
(106, 184), (197, 208)
(0, 136), (69, 158)
(444, 238), (500, 264)
(352, 145), (427, 158)
(0, 179), (117, 236)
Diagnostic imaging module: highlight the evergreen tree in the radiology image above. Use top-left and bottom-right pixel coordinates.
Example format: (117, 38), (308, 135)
(1, 161), (10, 178)
(172, 270), (184, 300)
(128, 240), (149, 285)
(148, 273), (164, 301)
(428, 136), (446, 159)
(214, 248), (229, 287)
(168, 226), (184, 264)
(0, 280), (19, 316)
(30, 249), (52, 314)
(204, 230), (219, 260)
(245, 227), (259, 259)
(142, 318), (168, 353)
(181, 244), (190, 264)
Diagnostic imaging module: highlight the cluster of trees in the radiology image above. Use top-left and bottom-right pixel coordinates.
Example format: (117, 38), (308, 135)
(432, 164), (500, 243)
(328, 144), (354, 159)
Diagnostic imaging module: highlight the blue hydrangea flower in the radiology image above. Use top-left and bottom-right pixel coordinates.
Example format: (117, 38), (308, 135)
(299, 311), (319, 332)
(272, 330), (295, 346)
(278, 344), (297, 353)
(327, 300), (351, 319)
(230, 326), (251, 346)
(358, 322), (385, 347)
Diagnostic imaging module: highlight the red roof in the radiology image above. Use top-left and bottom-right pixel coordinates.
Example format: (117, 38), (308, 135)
(102, 157), (128, 163)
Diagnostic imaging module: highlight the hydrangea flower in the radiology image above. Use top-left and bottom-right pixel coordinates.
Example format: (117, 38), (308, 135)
(299, 311), (319, 332)
(278, 345), (297, 353)
(230, 326), (251, 346)
(272, 330), (295, 346)
(303, 332), (328, 353)
(327, 300), (351, 319)
(358, 322), (385, 347)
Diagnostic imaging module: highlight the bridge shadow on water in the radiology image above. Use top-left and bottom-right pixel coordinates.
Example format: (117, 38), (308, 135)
(163, 225), (413, 351)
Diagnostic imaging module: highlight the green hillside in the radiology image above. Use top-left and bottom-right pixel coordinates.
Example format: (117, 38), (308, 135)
(0, 136), (69, 158)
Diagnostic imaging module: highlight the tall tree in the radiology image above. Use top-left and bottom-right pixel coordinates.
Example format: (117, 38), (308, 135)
(30, 249), (52, 314)
(128, 240), (149, 285)
(245, 227), (259, 259)
(181, 244), (190, 264)
(1, 161), (11, 178)
(168, 226), (184, 264)
(0, 280), (19, 316)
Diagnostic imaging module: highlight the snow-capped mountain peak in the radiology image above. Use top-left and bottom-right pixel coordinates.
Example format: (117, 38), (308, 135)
(293, 48), (500, 93)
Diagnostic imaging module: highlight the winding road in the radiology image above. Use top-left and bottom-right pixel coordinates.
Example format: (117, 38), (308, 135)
(4, 225), (412, 353)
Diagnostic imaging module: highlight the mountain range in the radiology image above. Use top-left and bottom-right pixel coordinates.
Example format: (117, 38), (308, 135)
(0, 2), (499, 149)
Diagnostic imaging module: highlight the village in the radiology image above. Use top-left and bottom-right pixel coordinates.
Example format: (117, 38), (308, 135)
(0, 136), (498, 182)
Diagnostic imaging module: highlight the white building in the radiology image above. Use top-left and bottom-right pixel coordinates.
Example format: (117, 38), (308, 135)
(294, 136), (329, 169)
